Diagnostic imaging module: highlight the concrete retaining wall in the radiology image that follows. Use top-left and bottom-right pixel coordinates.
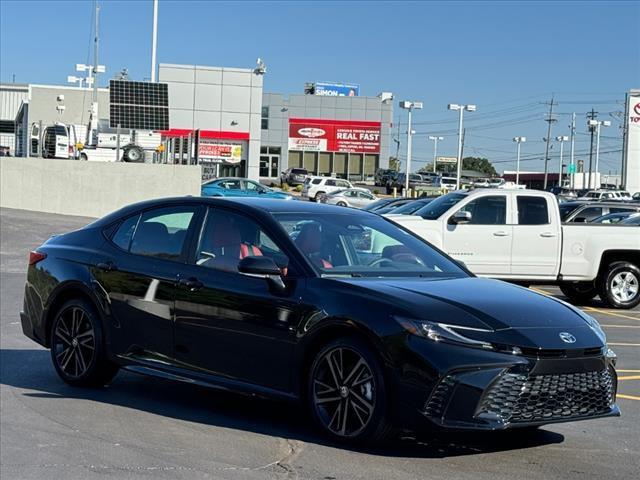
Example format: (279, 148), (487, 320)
(0, 157), (201, 218)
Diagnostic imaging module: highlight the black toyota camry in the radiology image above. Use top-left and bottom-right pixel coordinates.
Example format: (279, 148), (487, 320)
(21, 197), (620, 443)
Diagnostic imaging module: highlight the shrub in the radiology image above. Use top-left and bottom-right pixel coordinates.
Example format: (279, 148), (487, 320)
(295, 185), (303, 193)
(373, 189), (379, 195)
(269, 182), (276, 188)
(281, 183), (290, 192)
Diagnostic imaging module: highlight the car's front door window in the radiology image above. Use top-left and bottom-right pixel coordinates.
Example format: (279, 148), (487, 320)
(458, 196), (506, 225)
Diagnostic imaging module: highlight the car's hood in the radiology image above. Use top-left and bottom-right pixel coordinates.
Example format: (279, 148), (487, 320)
(331, 276), (603, 348)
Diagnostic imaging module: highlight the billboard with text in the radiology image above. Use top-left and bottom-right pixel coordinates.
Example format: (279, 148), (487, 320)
(288, 119), (380, 153)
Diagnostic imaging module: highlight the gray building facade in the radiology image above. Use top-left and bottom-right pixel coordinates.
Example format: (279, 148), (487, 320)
(260, 93), (393, 181)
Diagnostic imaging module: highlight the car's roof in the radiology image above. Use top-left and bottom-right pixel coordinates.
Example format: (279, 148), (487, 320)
(93, 196), (375, 227)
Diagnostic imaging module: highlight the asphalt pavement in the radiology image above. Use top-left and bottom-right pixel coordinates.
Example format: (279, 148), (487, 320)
(1, 207), (638, 480)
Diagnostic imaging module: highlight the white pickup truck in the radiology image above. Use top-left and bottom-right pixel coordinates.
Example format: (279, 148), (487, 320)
(386, 189), (640, 309)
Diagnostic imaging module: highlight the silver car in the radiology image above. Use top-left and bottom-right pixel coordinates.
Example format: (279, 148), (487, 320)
(320, 188), (378, 209)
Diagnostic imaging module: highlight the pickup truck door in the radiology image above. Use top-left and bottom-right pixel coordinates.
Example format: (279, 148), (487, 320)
(442, 194), (512, 275)
(511, 194), (561, 278)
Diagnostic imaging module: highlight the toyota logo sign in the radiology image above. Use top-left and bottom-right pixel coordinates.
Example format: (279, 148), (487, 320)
(559, 332), (577, 344)
(298, 128), (326, 138)
(634, 102), (640, 116)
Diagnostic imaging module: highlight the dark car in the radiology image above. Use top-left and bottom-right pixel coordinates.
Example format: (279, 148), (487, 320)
(280, 167), (308, 186)
(386, 173), (428, 194)
(362, 197), (398, 212)
(387, 198), (436, 215)
(373, 197), (417, 214)
(559, 201), (640, 223)
(374, 168), (395, 187)
(21, 197), (619, 444)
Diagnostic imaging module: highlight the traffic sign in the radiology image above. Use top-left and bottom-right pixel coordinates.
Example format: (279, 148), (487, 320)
(568, 164), (576, 174)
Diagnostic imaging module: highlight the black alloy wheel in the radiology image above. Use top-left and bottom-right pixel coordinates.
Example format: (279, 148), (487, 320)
(309, 338), (392, 443)
(50, 299), (118, 387)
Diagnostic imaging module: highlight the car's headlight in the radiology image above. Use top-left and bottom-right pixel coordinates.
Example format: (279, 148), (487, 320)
(395, 317), (494, 350)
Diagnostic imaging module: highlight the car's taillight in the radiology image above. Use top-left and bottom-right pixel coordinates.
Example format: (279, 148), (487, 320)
(28, 251), (47, 265)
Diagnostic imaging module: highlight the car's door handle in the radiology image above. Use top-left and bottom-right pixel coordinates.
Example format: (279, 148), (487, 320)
(96, 261), (117, 272)
(179, 277), (203, 291)
(540, 232), (557, 238)
(493, 231), (509, 237)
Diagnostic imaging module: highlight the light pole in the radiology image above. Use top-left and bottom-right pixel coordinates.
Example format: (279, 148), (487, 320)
(429, 136), (444, 173)
(555, 136), (569, 187)
(448, 103), (476, 189)
(588, 119), (611, 188)
(513, 136), (526, 185)
(399, 101), (423, 195)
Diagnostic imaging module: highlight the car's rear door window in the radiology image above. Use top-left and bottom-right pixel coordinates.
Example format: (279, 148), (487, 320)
(128, 206), (198, 260)
(517, 196), (549, 225)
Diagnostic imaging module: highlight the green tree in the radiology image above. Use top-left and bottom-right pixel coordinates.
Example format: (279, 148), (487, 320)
(462, 157), (497, 176)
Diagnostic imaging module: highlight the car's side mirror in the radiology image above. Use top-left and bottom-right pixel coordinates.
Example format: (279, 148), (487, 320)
(450, 210), (472, 224)
(238, 256), (286, 290)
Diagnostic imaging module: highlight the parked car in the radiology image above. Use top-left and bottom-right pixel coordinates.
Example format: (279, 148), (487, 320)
(621, 214), (640, 225)
(385, 173), (427, 194)
(633, 192), (640, 201)
(388, 198), (435, 215)
(373, 198), (417, 214)
(280, 167), (308, 186)
(559, 201), (640, 223)
(20, 196), (619, 444)
(302, 176), (353, 201)
(201, 177), (292, 199)
(320, 188), (378, 209)
(589, 212), (638, 224)
(363, 197), (398, 211)
(387, 189), (640, 308)
(578, 190), (625, 201)
(374, 168), (395, 187)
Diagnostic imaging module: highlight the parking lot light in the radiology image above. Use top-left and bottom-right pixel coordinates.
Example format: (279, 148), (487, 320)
(428, 136), (444, 173)
(513, 136), (526, 185)
(449, 103), (476, 189)
(400, 101), (423, 195)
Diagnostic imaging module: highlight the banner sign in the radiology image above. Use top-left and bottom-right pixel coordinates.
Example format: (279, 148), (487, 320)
(198, 142), (242, 164)
(437, 156), (458, 164)
(288, 119), (380, 153)
(624, 93), (640, 193)
(314, 82), (360, 97)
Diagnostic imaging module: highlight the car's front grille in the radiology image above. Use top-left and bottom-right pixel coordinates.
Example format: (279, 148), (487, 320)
(476, 369), (615, 424)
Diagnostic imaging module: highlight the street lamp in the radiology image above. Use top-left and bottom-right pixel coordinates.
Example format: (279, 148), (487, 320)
(448, 103), (476, 189)
(428, 136), (444, 173)
(513, 136), (526, 185)
(587, 119), (611, 187)
(399, 100), (423, 195)
(555, 136), (569, 187)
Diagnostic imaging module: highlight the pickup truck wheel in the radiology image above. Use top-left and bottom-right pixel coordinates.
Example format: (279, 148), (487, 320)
(599, 262), (640, 309)
(559, 282), (598, 304)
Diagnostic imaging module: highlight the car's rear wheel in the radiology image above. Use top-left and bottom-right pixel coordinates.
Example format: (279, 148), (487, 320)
(337, 201), (347, 207)
(50, 299), (119, 387)
(559, 281), (598, 304)
(599, 261), (640, 309)
(313, 191), (325, 202)
(308, 337), (392, 444)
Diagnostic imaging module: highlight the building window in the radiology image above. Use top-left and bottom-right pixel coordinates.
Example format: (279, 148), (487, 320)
(0, 120), (15, 134)
(261, 106), (269, 130)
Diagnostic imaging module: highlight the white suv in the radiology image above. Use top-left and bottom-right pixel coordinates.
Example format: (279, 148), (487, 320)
(302, 176), (353, 201)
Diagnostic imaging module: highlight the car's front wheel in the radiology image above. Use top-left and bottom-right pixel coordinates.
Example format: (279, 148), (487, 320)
(599, 261), (640, 309)
(307, 337), (392, 444)
(50, 299), (119, 387)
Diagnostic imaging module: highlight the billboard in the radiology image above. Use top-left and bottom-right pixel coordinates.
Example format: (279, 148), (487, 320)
(624, 90), (640, 193)
(198, 142), (242, 164)
(314, 82), (360, 97)
(288, 119), (380, 153)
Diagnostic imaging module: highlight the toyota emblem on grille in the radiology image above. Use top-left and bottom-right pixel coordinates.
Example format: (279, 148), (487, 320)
(559, 332), (577, 344)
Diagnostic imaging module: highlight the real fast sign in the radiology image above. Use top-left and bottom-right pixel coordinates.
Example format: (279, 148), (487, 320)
(288, 119), (381, 153)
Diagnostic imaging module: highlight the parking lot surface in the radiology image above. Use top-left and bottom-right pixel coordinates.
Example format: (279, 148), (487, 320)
(1, 207), (638, 480)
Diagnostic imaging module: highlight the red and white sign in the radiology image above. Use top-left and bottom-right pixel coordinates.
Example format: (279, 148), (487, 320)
(198, 142), (242, 164)
(288, 119), (381, 153)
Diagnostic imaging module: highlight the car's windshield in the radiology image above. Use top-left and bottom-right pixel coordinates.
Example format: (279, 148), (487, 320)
(391, 199), (433, 215)
(273, 212), (467, 278)
(412, 192), (467, 219)
(559, 203), (581, 221)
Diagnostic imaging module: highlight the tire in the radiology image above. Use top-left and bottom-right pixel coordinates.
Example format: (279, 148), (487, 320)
(307, 337), (393, 444)
(50, 299), (119, 387)
(79, 152), (88, 161)
(559, 281), (598, 304)
(313, 192), (325, 203)
(598, 261), (640, 309)
(337, 201), (347, 207)
(122, 144), (144, 163)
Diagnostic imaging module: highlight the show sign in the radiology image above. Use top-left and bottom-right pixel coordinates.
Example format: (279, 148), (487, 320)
(314, 82), (360, 97)
(288, 119), (381, 153)
(198, 142), (242, 164)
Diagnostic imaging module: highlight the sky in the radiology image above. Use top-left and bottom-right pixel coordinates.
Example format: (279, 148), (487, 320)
(1, 0), (638, 174)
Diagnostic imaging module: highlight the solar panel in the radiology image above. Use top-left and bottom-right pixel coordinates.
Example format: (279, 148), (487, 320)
(109, 80), (169, 130)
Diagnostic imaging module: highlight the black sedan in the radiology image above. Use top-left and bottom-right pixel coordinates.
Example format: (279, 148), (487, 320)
(21, 197), (619, 443)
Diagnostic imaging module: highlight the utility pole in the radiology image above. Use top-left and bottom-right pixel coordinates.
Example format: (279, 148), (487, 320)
(151, 0), (158, 82)
(542, 96), (556, 189)
(586, 109), (598, 190)
(93, 3), (100, 105)
(569, 113), (576, 189)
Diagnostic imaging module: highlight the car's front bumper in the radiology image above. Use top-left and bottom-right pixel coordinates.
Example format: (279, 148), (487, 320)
(391, 337), (620, 431)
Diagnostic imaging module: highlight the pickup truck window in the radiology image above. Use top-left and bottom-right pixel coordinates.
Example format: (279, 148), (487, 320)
(517, 196), (549, 225)
(458, 196), (506, 225)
